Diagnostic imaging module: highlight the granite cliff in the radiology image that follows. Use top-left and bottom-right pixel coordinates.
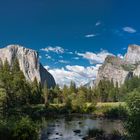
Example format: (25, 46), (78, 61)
(0, 45), (56, 88)
(95, 45), (140, 87)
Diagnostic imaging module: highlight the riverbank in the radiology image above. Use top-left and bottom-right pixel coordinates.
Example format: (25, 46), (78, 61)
(25, 102), (127, 120)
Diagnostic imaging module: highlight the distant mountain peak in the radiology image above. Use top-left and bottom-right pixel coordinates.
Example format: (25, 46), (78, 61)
(95, 44), (140, 87)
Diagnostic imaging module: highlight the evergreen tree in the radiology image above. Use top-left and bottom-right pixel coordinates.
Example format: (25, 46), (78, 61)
(12, 58), (20, 72)
(30, 77), (42, 104)
(0, 59), (32, 116)
(97, 80), (109, 102)
(43, 81), (49, 106)
(62, 84), (69, 103)
(69, 81), (77, 94)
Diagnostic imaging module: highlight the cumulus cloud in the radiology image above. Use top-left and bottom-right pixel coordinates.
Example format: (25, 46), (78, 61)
(85, 34), (97, 38)
(77, 50), (113, 64)
(123, 27), (136, 33)
(47, 64), (101, 87)
(44, 65), (50, 70)
(41, 46), (64, 54)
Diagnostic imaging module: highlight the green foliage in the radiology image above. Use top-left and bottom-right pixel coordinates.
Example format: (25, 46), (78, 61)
(0, 117), (39, 140)
(30, 77), (43, 104)
(104, 105), (128, 118)
(119, 76), (140, 101)
(69, 81), (77, 93)
(0, 58), (43, 116)
(12, 116), (39, 140)
(125, 91), (140, 140)
(43, 81), (49, 106)
(96, 79), (119, 102)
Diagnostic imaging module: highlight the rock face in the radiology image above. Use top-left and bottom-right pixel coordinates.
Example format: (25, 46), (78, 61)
(124, 44), (140, 64)
(0, 45), (56, 88)
(95, 45), (140, 87)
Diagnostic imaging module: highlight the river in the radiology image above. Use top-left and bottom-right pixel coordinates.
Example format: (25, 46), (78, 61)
(41, 115), (124, 140)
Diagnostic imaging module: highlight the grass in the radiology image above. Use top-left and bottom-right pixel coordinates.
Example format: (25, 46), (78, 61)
(27, 102), (127, 118)
(94, 102), (126, 117)
(97, 102), (126, 107)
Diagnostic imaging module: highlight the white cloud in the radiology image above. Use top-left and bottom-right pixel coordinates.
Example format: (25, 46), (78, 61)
(41, 46), (64, 54)
(85, 34), (97, 38)
(47, 64), (101, 87)
(44, 65), (50, 70)
(117, 54), (124, 59)
(58, 60), (69, 64)
(45, 54), (52, 59)
(77, 50), (113, 64)
(123, 27), (136, 33)
(95, 21), (101, 26)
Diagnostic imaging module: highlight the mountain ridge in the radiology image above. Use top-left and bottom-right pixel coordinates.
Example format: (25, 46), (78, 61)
(95, 44), (140, 87)
(0, 45), (56, 88)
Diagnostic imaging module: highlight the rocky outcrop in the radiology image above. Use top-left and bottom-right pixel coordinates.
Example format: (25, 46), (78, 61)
(0, 45), (56, 88)
(95, 45), (140, 87)
(124, 44), (140, 64)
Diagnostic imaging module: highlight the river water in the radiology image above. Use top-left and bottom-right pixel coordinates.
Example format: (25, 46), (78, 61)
(41, 115), (124, 140)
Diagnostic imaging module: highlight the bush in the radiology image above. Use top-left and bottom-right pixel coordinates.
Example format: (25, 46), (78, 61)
(125, 91), (140, 140)
(12, 116), (39, 140)
(104, 105), (128, 119)
(0, 117), (39, 140)
(0, 120), (12, 140)
(83, 103), (96, 113)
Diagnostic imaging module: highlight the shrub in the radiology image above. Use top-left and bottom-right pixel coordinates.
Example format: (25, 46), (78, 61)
(104, 105), (128, 119)
(0, 120), (12, 140)
(0, 117), (39, 140)
(125, 91), (140, 140)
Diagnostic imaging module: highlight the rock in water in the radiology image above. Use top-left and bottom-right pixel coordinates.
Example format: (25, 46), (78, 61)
(0, 45), (56, 88)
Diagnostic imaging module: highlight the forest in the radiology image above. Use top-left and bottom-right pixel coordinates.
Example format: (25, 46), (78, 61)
(0, 59), (140, 140)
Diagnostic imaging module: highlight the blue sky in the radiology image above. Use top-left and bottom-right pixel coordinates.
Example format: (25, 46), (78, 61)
(0, 0), (140, 86)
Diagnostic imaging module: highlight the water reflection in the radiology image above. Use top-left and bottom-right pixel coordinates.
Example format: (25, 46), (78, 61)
(41, 115), (124, 140)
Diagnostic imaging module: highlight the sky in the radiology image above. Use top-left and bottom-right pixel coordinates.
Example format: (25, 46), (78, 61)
(0, 0), (140, 86)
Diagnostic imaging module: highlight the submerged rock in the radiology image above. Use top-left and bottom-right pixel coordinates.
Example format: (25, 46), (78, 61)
(73, 129), (81, 133)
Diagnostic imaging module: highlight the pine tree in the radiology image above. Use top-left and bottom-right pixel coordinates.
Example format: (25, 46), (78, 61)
(3, 58), (10, 72)
(62, 84), (69, 103)
(43, 80), (49, 106)
(69, 81), (77, 94)
(30, 77), (42, 104)
(12, 58), (20, 72)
